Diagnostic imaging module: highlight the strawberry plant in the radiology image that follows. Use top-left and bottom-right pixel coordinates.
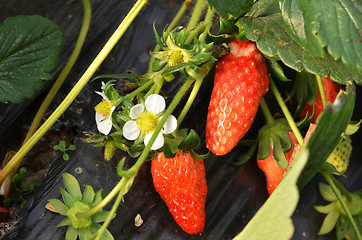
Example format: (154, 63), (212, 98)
(0, 0), (361, 239)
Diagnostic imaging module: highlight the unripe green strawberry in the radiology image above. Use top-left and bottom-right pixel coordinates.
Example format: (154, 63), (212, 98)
(206, 40), (269, 156)
(326, 136), (352, 174)
(151, 150), (207, 234)
(104, 139), (117, 161)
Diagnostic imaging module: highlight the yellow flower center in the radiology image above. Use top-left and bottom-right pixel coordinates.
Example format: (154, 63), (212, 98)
(136, 111), (159, 134)
(95, 99), (112, 118)
(168, 48), (187, 66)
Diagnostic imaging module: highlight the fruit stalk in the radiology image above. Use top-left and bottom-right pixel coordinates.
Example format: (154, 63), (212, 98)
(269, 78), (304, 145)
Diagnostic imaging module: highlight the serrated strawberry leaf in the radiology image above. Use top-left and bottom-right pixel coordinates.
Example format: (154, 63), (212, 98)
(298, 83), (355, 188)
(207, 0), (254, 18)
(0, 15), (63, 103)
(239, 10), (362, 85)
(280, 0), (362, 69)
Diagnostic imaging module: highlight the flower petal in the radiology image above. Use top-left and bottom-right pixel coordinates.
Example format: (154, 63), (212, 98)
(144, 132), (164, 150)
(101, 81), (106, 90)
(95, 91), (109, 101)
(145, 94), (165, 114)
(161, 115), (177, 134)
(130, 104), (144, 119)
(123, 121), (140, 140)
(95, 112), (112, 135)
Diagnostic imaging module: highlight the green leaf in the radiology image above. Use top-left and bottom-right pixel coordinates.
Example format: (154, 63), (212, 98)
(63, 153), (70, 161)
(298, 84), (356, 188)
(60, 187), (75, 208)
(57, 217), (72, 227)
(240, 11), (362, 85)
(233, 148), (309, 240)
(63, 173), (82, 202)
(65, 226), (79, 240)
(280, 0), (362, 69)
(53, 145), (60, 151)
(78, 227), (92, 240)
(0, 15), (63, 103)
(68, 145), (77, 151)
(92, 211), (115, 223)
(207, 0), (254, 18)
(91, 189), (105, 208)
(266, 59), (289, 82)
(48, 199), (68, 215)
(82, 185), (95, 205)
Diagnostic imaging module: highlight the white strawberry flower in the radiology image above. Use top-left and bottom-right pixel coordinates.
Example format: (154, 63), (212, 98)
(123, 94), (177, 150)
(94, 82), (116, 135)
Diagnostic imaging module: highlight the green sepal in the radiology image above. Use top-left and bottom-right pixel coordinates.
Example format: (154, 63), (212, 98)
(319, 183), (338, 202)
(266, 59), (289, 82)
(66, 226), (78, 240)
(219, 17), (239, 35)
(63, 173), (82, 202)
(163, 143), (177, 159)
(48, 199), (69, 215)
(233, 142), (257, 165)
(178, 129), (200, 150)
(190, 150), (210, 160)
(293, 71), (319, 106)
(271, 136), (288, 169)
(82, 185), (95, 205)
(57, 218), (72, 227)
(92, 73), (144, 82)
(320, 162), (345, 177)
(257, 136), (271, 160)
(60, 187), (75, 208)
(78, 227), (92, 240)
(91, 189), (105, 208)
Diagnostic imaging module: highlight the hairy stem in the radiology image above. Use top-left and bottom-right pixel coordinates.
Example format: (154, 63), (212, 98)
(186, 0), (206, 31)
(199, 6), (214, 43)
(0, 0), (148, 187)
(270, 78), (304, 145)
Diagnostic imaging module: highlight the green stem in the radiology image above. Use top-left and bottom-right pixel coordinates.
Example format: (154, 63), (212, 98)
(80, 178), (126, 217)
(176, 77), (203, 130)
(148, 0), (192, 72)
(23, 0), (91, 144)
(199, 6), (214, 43)
(316, 75), (327, 108)
(260, 98), (274, 125)
(322, 172), (362, 240)
(123, 79), (154, 101)
(128, 78), (195, 174)
(185, 25), (206, 44)
(330, 174), (352, 202)
(186, 0), (206, 31)
(270, 78), (304, 145)
(0, 0), (148, 187)
(94, 178), (129, 240)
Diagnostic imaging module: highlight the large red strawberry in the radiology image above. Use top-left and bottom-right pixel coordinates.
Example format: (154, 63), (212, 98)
(206, 40), (269, 156)
(257, 131), (299, 195)
(151, 150), (207, 234)
(300, 76), (341, 122)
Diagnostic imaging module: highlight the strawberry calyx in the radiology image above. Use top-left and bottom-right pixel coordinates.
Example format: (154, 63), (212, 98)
(163, 129), (209, 160)
(257, 119), (294, 169)
(150, 25), (215, 77)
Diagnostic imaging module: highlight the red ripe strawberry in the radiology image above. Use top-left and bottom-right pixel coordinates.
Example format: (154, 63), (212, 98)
(300, 76), (341, 122)
(206, 40), (269, 156)
(257, 131), (299, 195)
(151, 150), (207, 234)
